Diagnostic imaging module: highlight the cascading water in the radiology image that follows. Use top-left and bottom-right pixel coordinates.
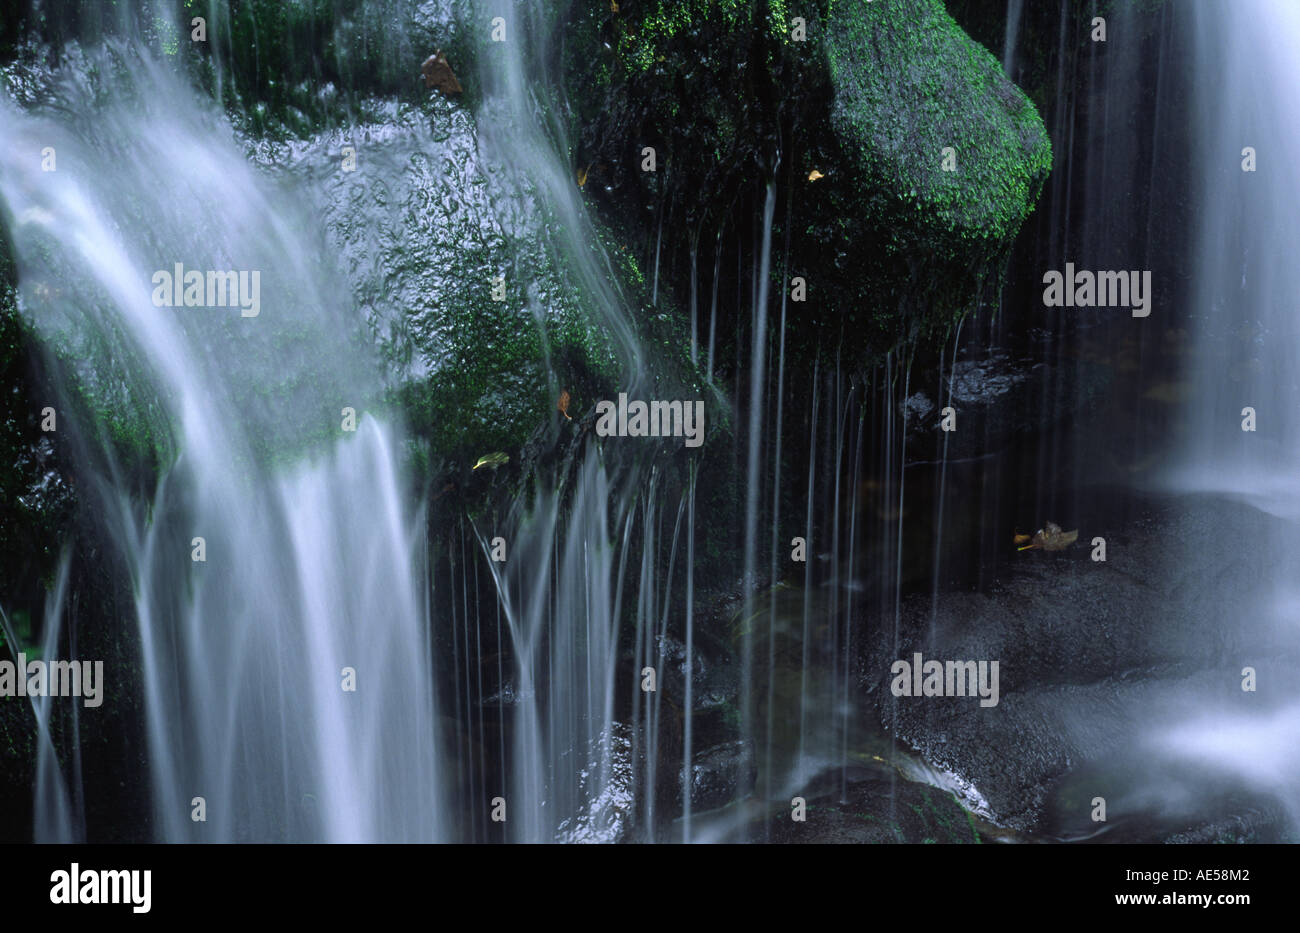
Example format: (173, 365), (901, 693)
(476, 451), (635, 843)
(0, 557), (78, 842)
(455, 0), (677, 843)
(1001, 0), (1023, 75)
(1153, 0), (1300, 825)
(0, 0), (690, 844)
(1178, 0), (1300, 491)
(1, 40), (443, 841)
(8, 0), (1293, 850)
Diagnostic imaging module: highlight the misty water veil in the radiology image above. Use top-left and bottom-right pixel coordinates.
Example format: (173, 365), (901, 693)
(0, 0), (1296, 845)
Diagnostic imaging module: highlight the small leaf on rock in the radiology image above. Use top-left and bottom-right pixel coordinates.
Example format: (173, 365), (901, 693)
(421, 50), (463, 96)
(1022, 521), (1078, 552)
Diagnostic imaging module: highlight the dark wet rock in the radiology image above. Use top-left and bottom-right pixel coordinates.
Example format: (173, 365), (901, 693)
(656, 624), (741, 715)
(557, 722), (635, 843)
(0, 681), (37, 841)
(906, 350), (1112, 460)
(861, 490), (1300, 836)
(1159, 807), (1296, 845)
(248, 89), (626, 471)
(763, 766), (995, 844)
(686, 739), (754, 812)
(0, 237), (70, 841)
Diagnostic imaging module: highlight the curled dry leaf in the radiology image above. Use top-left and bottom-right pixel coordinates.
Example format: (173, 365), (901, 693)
(1018, 521), (1078, 551)
(807, 169), (825, 181)
(558, 389), (573, 420)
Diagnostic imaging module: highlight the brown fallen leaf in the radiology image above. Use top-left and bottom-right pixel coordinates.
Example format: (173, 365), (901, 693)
(558, 389), (573, 420)
(1018, 521), (1078, 552)
(1013, 533), (1032, 547)
(421, 50), (463, 95)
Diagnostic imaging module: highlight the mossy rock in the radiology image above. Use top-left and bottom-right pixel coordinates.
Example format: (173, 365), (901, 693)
(564, 0), (1049, 367)
(828, 0), (1050, 256)
(810, 0), (1050, 345)
(615, 0), (793, 74)
(0, 300), (76, 603)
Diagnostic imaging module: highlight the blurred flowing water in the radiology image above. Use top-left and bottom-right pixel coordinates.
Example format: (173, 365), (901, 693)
(0, 41), (444, 841)
(0, 0), (681, 843)
(1153, 0), (1300, 826)
(1176, 0), (1300, 490)
(454, 1), (669, 842)
(5, 0), (1298, 845)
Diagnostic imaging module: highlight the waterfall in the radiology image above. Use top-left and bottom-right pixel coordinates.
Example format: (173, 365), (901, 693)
(1001, 0), (1024, 76)
(1178, 0), (1300, 492)
(12, 0), (1258, 846)
(1, 41), (443, 842)
(0, 0), (680, 844)
(450, 0), (683, 843)
(740, 180), (776, 814)
(1155, 0), (1300, 827)
(1, 557), (78, 842)
(475, 0), (647, 392)
(477, 448), (630, 842)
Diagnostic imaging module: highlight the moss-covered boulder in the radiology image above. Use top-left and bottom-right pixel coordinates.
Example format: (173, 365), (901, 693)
(564, 0), (1051, 362)
(826, 0), (1051, 331)
(291, 92), (657, 477)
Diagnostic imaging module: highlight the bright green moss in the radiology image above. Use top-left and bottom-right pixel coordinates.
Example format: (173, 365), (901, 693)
(620, 0), (791, 72)
(827, 0), (1051, 253)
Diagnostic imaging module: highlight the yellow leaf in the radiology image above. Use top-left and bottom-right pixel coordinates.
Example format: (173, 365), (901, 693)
(1025, 522), (1079, 552)
(807, 169), (825, 181)
(472, 451), (509, 471)
(577, 164), (589, 188)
